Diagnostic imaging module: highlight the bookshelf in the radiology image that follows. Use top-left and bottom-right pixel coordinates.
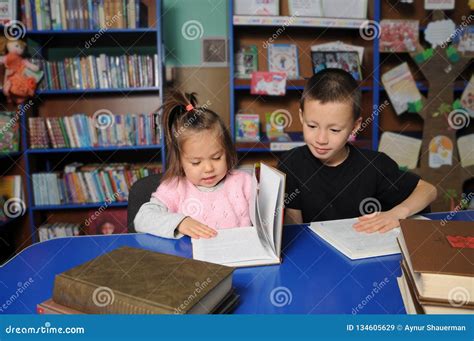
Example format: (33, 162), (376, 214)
(229, 0), (381, 160)
(11, 0), (166, 243)
(229, 0), (472, 161)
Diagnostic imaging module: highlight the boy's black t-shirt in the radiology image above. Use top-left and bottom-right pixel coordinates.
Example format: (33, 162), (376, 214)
(278, 144), (422, 223)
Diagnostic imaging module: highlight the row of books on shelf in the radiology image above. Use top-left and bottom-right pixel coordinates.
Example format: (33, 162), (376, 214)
(28, 112), (161, 149)
(0, 175), (24, 222)
(38, 223), (81, 241)
(236, 41), (364, 81)
(21, 0), (148, 31)
(34, 54), (159, 91)
(32, 162), (161, 206)
(38, 209), (127, 241)
(0, 112), (20, 153)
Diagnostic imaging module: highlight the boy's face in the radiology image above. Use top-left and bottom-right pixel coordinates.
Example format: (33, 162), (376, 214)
(300, 99), (361, 166)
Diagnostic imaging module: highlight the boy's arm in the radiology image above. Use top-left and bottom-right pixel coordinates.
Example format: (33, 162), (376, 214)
(284, 208), (303, 225)
(353, 179), (437, 233)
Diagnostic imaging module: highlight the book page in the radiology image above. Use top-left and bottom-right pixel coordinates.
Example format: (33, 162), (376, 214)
(378, 132), (422, 169)
(192, 227), (274, 266)
(257, 164), (281, 254)
(309, 218), (401, 260)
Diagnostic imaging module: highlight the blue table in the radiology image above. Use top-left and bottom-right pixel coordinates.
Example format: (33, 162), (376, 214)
(1, 211), (472, 314)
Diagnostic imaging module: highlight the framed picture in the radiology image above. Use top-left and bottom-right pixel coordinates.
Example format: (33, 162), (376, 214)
(311, 51), (362, 80)
(202, 37), (228, 67)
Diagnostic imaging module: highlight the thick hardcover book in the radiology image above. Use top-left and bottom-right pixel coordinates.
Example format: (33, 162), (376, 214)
(399, 261), (474, 314)
(192, 163), (286, 267)
(52, 247), (234, 314)
(39, 289), (240, 315)
(398, 219), (474, 303)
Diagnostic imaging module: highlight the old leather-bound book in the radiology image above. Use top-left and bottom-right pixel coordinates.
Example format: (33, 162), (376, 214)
(398, 219), (474, 304)
(52, 246), (234, 314)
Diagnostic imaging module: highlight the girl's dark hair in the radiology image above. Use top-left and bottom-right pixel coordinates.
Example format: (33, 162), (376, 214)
(160, 90), (237, 182)
(299, 68), (361, 120)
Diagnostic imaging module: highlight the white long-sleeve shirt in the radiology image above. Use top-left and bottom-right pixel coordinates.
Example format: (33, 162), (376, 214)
(133, 181), (224, 239)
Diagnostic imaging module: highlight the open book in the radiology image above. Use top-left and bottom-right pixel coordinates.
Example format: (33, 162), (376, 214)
(309, 216), (431, 260)
(192, 163), (286, 267)
(309, 216), (428, 260)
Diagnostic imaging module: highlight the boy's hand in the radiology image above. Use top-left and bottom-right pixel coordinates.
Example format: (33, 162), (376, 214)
(177, 217), (218, 239)
(353, 207), (408, 233)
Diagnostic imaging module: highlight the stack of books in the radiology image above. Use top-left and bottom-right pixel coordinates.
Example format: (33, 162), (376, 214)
(29, 112), (161, 149)
(22, 0), (148, 30)
(34, 54), (159, 91)
(32, 162), (161, 206)
(38, 247), (239, 314)
(397, 219), (474, 314)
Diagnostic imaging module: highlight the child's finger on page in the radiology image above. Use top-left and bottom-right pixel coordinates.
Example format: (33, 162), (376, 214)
(198, 224), (218, 236)
(354, 218), (380, 232)
(195, 225), (216, 238)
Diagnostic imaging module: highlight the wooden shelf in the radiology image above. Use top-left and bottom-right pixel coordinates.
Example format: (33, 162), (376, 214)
(233, 15), (368, 29)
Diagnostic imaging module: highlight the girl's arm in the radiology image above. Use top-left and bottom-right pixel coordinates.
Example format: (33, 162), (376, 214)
(134, 197), (217, 239)
(354, 179), (437, 233)
(134, 197), (187, 239)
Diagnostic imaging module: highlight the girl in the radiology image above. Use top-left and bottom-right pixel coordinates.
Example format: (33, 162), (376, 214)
(134, 90), (252, 239)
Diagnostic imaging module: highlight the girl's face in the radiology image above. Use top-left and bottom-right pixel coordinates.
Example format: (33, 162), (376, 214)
(180, 129), (228, 187)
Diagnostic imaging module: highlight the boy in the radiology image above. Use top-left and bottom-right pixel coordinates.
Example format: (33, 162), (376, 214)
(278, 69), (437, 233)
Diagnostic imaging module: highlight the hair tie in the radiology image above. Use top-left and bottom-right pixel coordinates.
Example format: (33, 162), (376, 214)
(185, 104), (194, 112)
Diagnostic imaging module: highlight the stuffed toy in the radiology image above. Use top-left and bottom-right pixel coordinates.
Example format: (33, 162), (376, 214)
(0, 37), (42, 104)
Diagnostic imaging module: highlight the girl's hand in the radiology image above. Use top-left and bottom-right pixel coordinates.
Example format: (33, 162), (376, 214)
(353, 208), (405, 233)
(177, 217), (218, 239)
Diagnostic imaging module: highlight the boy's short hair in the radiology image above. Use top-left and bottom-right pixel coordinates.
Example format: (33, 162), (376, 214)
(299, 68), (361, 120)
